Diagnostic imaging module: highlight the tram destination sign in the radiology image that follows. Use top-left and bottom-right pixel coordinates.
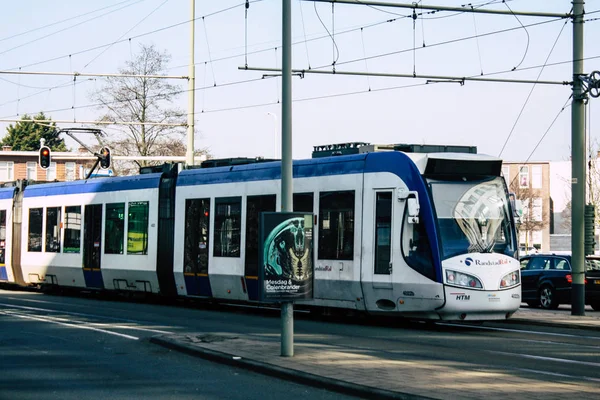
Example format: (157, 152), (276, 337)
(259, 212), (314, 301)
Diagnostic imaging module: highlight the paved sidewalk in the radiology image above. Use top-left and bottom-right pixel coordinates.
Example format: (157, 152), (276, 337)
(150, 309), (600, 400)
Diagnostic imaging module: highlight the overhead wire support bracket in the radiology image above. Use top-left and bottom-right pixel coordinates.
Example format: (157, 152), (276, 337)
(579, 71), (600, 98)
(0, 118), (188, 127)
(239, 66), (570, 86)
(304, 0), (570, 19)
(0, 70), (188, 80)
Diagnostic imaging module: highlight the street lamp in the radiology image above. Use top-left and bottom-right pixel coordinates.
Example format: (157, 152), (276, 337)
(267, 112), (280, 159)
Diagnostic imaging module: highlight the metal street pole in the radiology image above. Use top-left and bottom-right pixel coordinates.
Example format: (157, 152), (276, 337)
(281, 0), (294, 357)
(186, 0), (196, 166)
(571, 0), (586, 316)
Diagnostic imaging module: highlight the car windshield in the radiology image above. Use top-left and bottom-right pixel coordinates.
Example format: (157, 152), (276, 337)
(429, 177), (516, 260)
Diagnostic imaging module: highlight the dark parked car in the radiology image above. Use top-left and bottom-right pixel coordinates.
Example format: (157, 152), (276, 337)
(520, 253), (600, 310)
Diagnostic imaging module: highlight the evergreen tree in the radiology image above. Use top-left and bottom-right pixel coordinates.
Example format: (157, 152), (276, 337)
(1, 112), (67, 151)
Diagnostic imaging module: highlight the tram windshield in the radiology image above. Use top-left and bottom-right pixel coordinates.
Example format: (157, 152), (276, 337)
(429, 177), (516, 260)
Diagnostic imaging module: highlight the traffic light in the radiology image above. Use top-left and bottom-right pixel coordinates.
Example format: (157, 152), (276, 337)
(99, 147), (111, 169)
(585, 204), (596, 255)
(39, 146), (51, 169)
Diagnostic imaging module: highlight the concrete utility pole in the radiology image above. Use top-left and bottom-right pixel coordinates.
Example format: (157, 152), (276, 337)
(571, 0), (586, 316)
(281, 0), (294, 357)
(186, 0), (196, 166)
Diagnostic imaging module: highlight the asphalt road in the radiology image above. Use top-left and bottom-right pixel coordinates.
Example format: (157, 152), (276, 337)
(0, 289), (358, 400)
(2, 288), (600, 399)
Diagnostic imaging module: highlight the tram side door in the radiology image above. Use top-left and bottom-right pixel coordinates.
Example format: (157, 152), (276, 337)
(83, 204), (104, 289)
(183, 198), (212, 297)
(372, 191), (394, 289)
(360, 188), (405, 311)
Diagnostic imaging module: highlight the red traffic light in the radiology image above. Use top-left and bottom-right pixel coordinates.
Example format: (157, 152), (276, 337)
(39, 146), (51, 169)
(99, 147), (111, 169)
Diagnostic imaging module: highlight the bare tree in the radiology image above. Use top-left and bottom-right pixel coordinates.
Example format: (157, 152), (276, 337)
(90, 44), (209, 174)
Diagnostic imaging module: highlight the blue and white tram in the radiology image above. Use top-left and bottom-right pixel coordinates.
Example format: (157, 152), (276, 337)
(0, 145), (521, 321)
(18, 174), (168, 293)
(173, 150), (520, 320)
(0, 186), (17, 284)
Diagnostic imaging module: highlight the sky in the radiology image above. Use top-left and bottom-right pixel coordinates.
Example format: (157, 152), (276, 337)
(0, 0), (599, 163)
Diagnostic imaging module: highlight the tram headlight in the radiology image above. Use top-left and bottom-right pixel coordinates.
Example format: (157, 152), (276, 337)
(500, 270), (520, 289)
(445, 270), (483, 289)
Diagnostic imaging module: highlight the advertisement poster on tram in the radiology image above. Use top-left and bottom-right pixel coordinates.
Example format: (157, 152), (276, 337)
(259, 212), (314, 301)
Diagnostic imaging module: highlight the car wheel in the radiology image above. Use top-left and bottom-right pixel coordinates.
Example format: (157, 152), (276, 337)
(591, 301), (600, 312)
(539, 285), (559, 310)
(526, 301), (539, 308)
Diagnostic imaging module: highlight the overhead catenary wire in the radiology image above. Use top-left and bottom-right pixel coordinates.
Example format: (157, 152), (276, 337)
(507, 96), (573, 190)
(0, 0), (265, 73)
(497, 17), (569, 158)
(0, 0), (139, 44)
(298, 0), (312, 69)
(83, 0), (169, 70)
(504, 1), (531, 71)
(0, 0), (146, 57)
(2, 3), (597, 127)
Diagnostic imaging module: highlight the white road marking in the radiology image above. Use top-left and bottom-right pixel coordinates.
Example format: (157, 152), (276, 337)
(487, 349), (600, 368)
(0, 302), (172, 334)
(0, 310), (139, 340)
(439, 322), (600, 340)
(515, 368), (600, 383)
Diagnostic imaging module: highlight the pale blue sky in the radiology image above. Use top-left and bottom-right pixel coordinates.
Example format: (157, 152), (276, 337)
(0, 0), (598, 162)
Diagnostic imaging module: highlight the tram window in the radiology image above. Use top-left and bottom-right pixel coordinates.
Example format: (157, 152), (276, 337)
(374, 192), (392, 275)
(105, 203), (125, 254)
(184, 198), (210, 274)
(127, 201), (149, 255)
(401, 206), (435, 281)
(45, 207), (61, 253)
(245, 195), (277, 277)
(318, 191), (355, 260)
(63, 206), (81, 253)
(214, 197), (241, 257)
(293, 192), (314, 213)
(28, 208), (43, 252)
(0, 210), (6, 264)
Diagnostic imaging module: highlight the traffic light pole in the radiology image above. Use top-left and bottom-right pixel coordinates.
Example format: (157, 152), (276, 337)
(571, 0), (586, 316)
(280, 0), (294, 358)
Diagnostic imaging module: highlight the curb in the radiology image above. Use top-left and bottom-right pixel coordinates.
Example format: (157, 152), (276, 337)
(150, 335), (437, 400)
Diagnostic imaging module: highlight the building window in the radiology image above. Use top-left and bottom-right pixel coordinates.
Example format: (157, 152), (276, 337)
(63, 206), (81, 253)
(26, 162), (37, 180)
(0, 161), (14, 182)
(45, 207), (61, 253)
(532, 165), (542, 189)
(28, 208), (43, 252)
(214, 197), (241, 257)
(532, 230), (542, 248)
(501, 165), (510, 188)
(532, 198), (543, 222)
(318, 191), (355, 260)
(46, 162), (57, 181)
(65, 162), (76, 181)
(519, 166), (529, 188)
(127, 201), (149, 255)
(105, 203), (125, 254)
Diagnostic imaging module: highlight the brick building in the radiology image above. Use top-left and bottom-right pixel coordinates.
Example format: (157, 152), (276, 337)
(0, 146), (96, 184)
